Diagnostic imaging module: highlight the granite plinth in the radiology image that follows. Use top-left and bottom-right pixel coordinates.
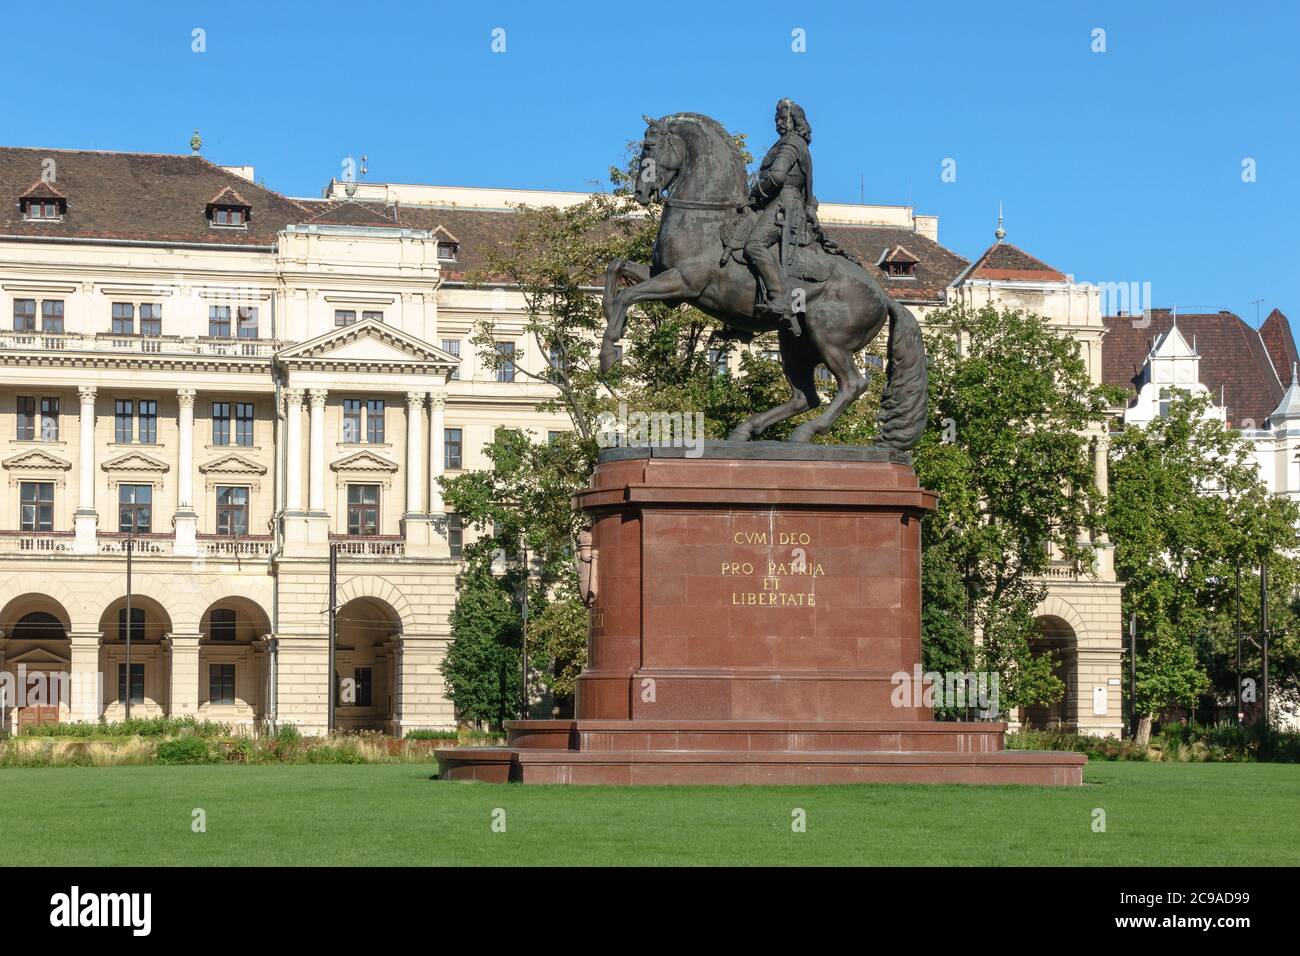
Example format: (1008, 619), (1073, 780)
(436, 452), (1084, 786)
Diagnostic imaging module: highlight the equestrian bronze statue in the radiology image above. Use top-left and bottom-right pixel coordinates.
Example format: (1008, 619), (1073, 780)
(600, 102), (928, 450)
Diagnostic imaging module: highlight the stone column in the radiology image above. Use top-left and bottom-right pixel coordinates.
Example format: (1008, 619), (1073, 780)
(1092, 432), (1114, 578)
(167, 632), (202, 716)
(74, 386), (98, 553)
(284, 388), (305, 511)
(68, 632), (103, 722)
(405, 392), (424, 515)
(429, 392), (446, 513)
(308, 389), (327, 513)
(174, 389), (198, 556)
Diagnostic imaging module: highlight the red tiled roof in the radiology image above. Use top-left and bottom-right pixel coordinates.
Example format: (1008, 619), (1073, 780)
(961, 241), (1067, 283)
(1258, 309), (1297, 386)
(0, 146), (311, 245)
(19, 179), (65, 200)
(1102, 310), (1292, 427)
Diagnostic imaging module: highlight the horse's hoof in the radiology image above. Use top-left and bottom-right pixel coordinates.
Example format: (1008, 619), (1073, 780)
(789, 426), (815, 444)
(727, 429), (751, 442)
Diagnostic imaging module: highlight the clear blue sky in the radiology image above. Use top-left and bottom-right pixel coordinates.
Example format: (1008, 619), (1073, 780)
(6, 1), (1299, 333)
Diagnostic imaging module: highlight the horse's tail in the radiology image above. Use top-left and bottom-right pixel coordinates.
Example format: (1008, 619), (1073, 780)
(878, 298), (928, 451)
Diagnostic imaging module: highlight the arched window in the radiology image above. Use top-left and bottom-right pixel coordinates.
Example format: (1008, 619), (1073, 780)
(12, 611), (64, 641)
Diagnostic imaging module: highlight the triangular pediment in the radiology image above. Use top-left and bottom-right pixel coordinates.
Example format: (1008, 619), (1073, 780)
(101, 451), (169, 473)
(276, 318), (458, 369)
(1152, 322), (1197, 359)
(330, 450), (399, 473)
(7, 646), (70, 666)
(3, 449), (72, 471)
(199, 453), (267, 477)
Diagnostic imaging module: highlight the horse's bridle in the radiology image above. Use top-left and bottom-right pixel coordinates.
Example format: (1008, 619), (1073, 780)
(648, 125), (742, 210)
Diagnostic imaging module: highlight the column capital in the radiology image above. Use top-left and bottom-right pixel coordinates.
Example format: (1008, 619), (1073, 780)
(176, 388), (197, 409)
(284, 387), (305, 408)
(77, 385), (97, 403)
(308, 388), (328, 409)
(428, 392), (447, 410)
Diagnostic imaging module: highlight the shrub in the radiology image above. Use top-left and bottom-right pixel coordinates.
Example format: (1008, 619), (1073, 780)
(155, 736), (214, 765)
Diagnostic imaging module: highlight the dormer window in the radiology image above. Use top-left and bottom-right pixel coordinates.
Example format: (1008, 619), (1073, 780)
(213, 206), (245, 226)
(437, 241), (459, 261)
(878, 245), (919, 279)
(24, 199), (61, 220)
(19, 180), (67, 221)
(206, 186), (251, 229)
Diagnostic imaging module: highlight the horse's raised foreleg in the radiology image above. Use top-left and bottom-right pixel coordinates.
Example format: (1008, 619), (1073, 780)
(728, 328), (820, 440)
(600, 266), (689, 373)
(788, 341), (867, 443)
(602, 259), (650, 327)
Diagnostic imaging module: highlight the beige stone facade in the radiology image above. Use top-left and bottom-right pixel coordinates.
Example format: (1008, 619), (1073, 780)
(0, 147), (1123, 738)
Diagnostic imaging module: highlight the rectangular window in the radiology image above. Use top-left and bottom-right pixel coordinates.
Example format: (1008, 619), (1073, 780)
(235, 402), (254, 446)
(210, 608), (236, 641)
(708, 348), (727, 376)
(448, 513), (463, 559)
(19, 481), (53, 532)
(117, 662), (145, 704)
(111, 302), (135, 335)
(118, 484), (152, 533)
(342, 399), (362, 444)
(41, 300), (64, 334)
(40, 397), (58, 441)
(362, 311), (383, 323)
(353, 667), (373, 707)
(445, 428), (463, 470)
(334, 309), (356, 327)
(212, 402), (230, 445)
(495, 342), (516, 383)
(442, 339), (461, 380)
(12, 299), (36, 331)
(140, 303), (162, 337)
(137, 400), (157, 444)
(366, 399), (385, 444)
(236, 307), (258, 339)
(548, 430), (563, 444)
(436, 241), (458, 261)
(216, 486), (249, 536)
(347, 484), (380, 535)
(15, 396), (35, 440)
(118, 608), (145, 643)
(209, 663), (236, 705)
(114, 400), (134, 443)
(209, 305), (231, 338)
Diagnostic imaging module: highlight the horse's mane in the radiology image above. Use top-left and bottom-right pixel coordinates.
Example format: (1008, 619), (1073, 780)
(661, 112), (747, 196)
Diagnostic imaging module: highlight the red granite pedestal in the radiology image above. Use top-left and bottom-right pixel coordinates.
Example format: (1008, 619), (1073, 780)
(436, 446), (1084, 785)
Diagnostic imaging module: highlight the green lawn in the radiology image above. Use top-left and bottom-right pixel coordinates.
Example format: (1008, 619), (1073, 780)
(0, 761), (1295, 866)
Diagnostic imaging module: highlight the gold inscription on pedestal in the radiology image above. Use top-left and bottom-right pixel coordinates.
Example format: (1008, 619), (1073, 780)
(725, 529), (820, 607)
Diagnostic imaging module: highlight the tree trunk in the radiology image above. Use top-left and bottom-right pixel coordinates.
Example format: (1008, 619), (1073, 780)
(1135, 714), (1153, 747)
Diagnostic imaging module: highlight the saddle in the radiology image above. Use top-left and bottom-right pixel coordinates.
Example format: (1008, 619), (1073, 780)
(718, 206), (836, 284)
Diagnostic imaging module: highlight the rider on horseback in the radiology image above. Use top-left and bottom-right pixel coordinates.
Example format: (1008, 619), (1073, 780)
(744, 98), (816, 337)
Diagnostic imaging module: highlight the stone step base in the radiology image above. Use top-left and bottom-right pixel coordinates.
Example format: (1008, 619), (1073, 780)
(435, 745), (1085, 786)
(504, 719), (1008, 754)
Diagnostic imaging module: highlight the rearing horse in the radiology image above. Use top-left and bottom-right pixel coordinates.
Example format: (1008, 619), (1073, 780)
(600, 112), (927, 449)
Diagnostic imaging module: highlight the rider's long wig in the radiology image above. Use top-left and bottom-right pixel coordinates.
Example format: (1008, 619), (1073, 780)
(778, 99), (812, 144)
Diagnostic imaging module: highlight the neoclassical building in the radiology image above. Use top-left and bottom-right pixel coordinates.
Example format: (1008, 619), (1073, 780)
(0, 140), (1123, 736)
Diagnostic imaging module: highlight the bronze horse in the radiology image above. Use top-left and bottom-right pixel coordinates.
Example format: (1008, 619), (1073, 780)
(600, 112), (927, 449)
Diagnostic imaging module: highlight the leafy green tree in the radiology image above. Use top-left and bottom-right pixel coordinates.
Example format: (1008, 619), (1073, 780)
(439, 561), (522, 729)
(907, 304), (1114, 715)
(1108, 390), (1300, 741)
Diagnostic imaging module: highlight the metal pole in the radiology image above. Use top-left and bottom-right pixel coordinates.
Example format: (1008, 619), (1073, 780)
(520, 535), (529, 721)
(125, 537), (133, 721)
(1128, 612), (1137, 739)
(1260, 559), (1269, 736)
(1235, 563), (1243, 726)
(327, 543), (337, 734)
